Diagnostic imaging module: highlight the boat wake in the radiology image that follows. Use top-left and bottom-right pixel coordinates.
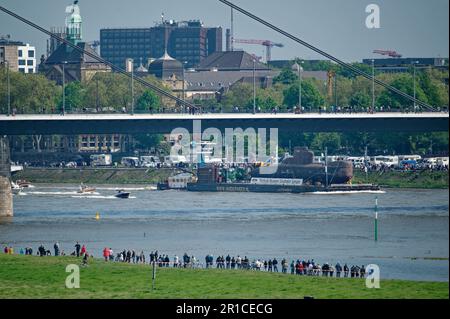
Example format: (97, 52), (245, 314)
(71, 195), (137, 199)
(26, 191), (100, 196)
(311, 190), (387, 195)
(95, 187), (153, 191)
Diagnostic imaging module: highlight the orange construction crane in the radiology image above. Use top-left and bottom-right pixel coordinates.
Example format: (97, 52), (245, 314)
(373, 49), (402, 58)
(233, 38), (283, 62)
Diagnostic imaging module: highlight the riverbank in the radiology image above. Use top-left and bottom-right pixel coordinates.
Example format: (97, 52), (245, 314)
(13, 167), (449, 189)
(353, 170), (449, 189)
(13, 167), (178, 185)
(0, 255), (447, 299)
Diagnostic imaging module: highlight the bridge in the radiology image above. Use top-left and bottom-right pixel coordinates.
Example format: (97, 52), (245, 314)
(0, 112), (448, 135)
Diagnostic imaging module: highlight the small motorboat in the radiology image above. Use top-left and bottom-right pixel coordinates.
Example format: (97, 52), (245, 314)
(115, 190), (130, 199)
(16, 179), (33, 188)
(77, 183), (96, 194)
(11, 181), (23, 195)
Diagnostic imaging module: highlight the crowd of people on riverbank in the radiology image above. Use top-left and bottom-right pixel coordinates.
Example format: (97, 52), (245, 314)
(3, 242), (370, 279)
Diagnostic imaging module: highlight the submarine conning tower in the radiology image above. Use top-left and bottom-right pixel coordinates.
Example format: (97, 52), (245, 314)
(282, 147), (315, 165)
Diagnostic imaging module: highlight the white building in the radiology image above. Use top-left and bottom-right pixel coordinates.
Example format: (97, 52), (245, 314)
(17, 43), (36, 74)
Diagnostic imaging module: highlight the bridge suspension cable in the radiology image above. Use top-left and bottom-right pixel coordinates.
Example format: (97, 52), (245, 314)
(218, 0), (437, 112)
(0, 5), (196, 111)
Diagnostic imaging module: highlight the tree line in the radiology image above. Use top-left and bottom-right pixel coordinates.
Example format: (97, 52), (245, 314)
(201, 64), (448, 113)
(0, 69), (164, 114)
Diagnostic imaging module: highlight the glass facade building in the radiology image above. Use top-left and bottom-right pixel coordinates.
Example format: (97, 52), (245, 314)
(100, 20), (222, 69)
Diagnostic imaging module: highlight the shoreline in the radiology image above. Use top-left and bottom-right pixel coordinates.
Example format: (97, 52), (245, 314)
(12, 167), (450, 189)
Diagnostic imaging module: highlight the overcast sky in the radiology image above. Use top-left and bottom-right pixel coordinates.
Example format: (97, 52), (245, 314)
(0, 0), (448, 62)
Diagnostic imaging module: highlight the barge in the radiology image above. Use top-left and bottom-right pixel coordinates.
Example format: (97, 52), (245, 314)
(187, 147), (381, 194)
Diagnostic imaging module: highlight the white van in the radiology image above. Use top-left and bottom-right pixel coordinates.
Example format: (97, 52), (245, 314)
(398, 155), (422, 162)
(347, 157), (365, 168)
(90, 154), (112, 167)
(140, 156), (161, 168)
(370, 156), (399, 167)
(121, 157), (140, 167)
(164, 155), (187, 166)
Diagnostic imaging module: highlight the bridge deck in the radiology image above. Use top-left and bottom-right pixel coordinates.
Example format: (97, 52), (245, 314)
(0, 112), (448, 134)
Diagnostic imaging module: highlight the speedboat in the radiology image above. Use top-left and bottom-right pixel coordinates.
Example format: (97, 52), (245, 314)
(115, 190), (130, 199)
(11, 181), (23, 195)
(16, 179), (33, 188)
(77, 183), (96, 194)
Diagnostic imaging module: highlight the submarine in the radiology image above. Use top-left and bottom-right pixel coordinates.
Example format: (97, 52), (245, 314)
(187, 147), (381, 194)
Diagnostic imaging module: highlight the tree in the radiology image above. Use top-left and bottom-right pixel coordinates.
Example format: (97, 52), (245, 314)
(0, 72), (59, 114)
(336, 63), (373, 79)
(133, 134), (164, 151)
(283, 79), (325, 110)
(419, 69), (449, 108)
(310, 133), (342, 154)
(136, 90), (161, 112)
(273, 68), (298, 85)
(62, 81), (84, 112)
(221, 83), (254, 111)
(377, 74), (428, 110)
(349, 91), (371, 111)
(83, 76), (108, 111)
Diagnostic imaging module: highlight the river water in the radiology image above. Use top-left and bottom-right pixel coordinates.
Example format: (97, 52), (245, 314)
(0, 186), (448, 282)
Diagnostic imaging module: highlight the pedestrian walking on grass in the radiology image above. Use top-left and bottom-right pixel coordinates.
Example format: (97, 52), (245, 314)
(54, 242), (60, 257)
(75, 242), (81, 257)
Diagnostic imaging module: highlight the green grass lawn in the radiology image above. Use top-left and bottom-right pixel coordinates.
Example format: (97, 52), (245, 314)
(353, 170), (449, 189)
(0, 255), (447, 299)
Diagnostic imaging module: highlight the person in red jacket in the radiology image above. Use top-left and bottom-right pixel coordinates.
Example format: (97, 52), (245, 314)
(103, 247), (110, 262)
(80, 245), (86, 256)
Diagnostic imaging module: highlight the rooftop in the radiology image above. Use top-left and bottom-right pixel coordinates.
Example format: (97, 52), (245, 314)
(184, 69), (279, 91)
(44, 42), (103, 65)
(195, 51), (270, 71)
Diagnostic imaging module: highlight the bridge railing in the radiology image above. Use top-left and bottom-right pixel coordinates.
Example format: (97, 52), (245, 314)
(3, 106), (447, 116)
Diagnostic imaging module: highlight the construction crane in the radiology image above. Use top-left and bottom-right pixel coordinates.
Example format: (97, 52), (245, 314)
(233, 38), (283, 62)
(373, 49), (402, 58)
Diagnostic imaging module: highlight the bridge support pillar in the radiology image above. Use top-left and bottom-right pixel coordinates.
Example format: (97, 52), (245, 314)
(0, 136), (12, 217)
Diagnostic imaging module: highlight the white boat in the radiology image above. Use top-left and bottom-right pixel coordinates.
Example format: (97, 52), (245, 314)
(11, 181), (23, 195)
(77, 183), (96, 194)
(16, 179), (33, 188)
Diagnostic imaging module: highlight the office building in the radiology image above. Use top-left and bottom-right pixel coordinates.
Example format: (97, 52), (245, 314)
(0, 38), (36, 73)
(100, 19), (222, 69)
(362, 58), (448, 73)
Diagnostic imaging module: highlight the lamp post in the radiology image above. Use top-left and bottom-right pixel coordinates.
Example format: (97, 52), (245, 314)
(96, 77), (99, 112)
(253, 57), (256, 114)
(371, 59), (375, 114)
(292, 61), (303, 113)
(62, 61), (67, 115)
(182, 61), (188, 113)
(131, 64), (134, 115)
(412, 61), (419, 112)
(5, 60), (10, 116)
(334, 73), (338, 110)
